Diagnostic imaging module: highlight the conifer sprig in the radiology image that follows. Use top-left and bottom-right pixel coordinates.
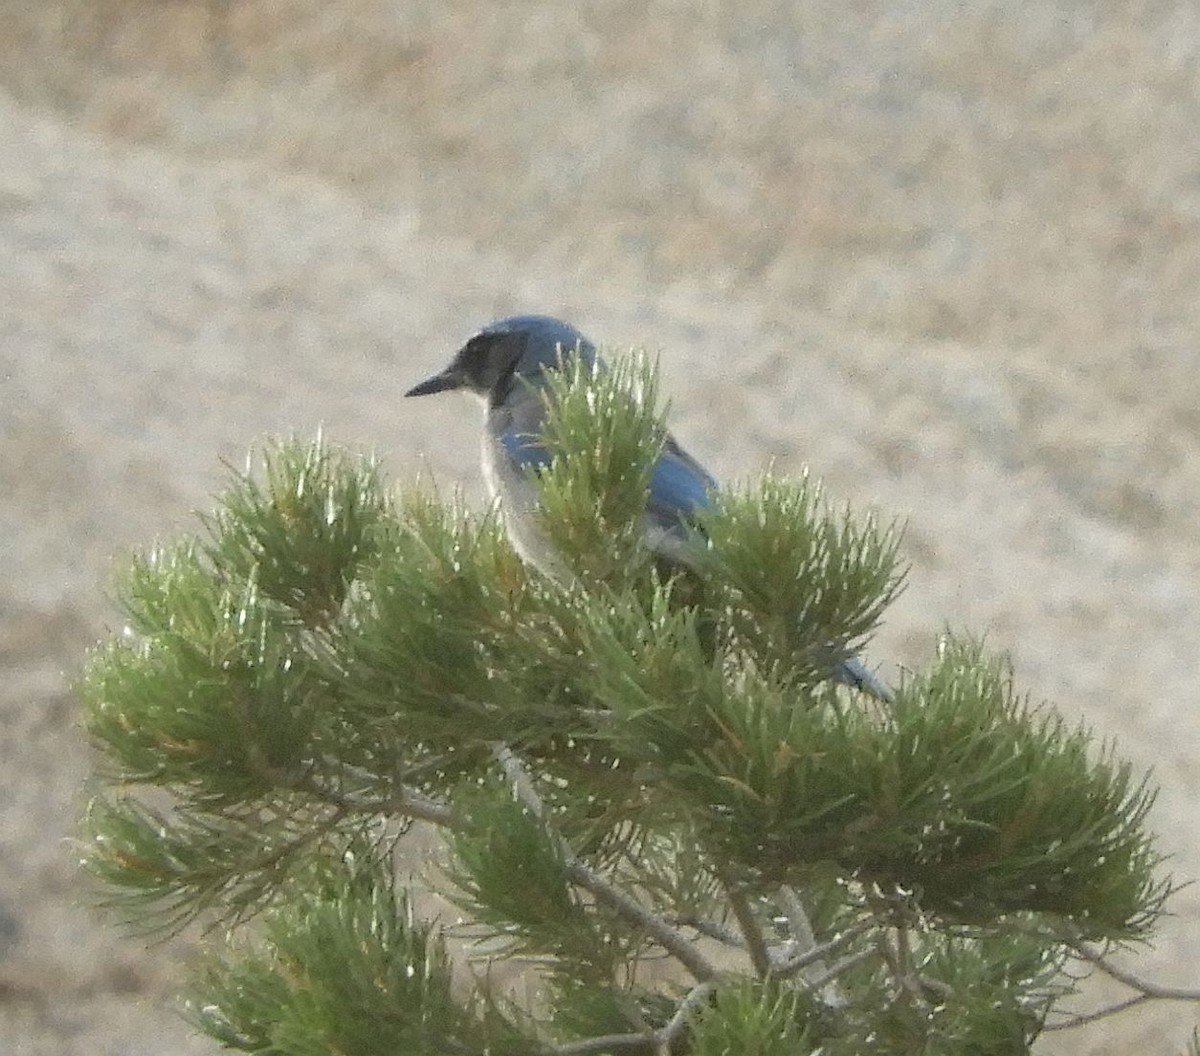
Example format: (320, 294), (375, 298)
(78, 354), (1191, 1054)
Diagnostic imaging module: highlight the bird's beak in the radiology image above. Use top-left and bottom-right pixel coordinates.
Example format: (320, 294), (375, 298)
(404, 366), (461, 397)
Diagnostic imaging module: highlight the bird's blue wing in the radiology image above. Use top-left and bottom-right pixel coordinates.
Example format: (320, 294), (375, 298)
(646, 434), (717, 537)
(498, 427), (554, 474)
(500, 425), (714, 521)
(832, 655), (893, 702)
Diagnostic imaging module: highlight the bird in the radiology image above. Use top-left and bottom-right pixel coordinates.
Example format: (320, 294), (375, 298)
(405, 314), (892, 701)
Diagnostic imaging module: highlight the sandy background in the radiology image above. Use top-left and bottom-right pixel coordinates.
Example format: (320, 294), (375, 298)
(2, 1), (1199, 1052)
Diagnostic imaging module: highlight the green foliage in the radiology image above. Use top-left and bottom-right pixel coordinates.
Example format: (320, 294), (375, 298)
(81, 436), (394, 926)
(828, 928), (1065, 1056)
(202, 434), (388, 624)
(84, 542), (315, 796)
(78, 355), (1182, 1055)
(699, 474), (905, 683)
(189, 846), (530, 1056)
(532, 351), (669, 585)
(84, 437), (389, 794)
(862, 641), (1166, 930)
(336, 493), (537, 746)
(687, 981), (818, 1055)
(83, 793), (348, 932)
(446, 775), (625, 978)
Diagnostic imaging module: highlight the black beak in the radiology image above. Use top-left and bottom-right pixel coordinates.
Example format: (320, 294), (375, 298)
(404, 368), (461, 397)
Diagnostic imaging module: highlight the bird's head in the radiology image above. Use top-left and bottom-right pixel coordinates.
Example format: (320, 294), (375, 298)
(405, 315), (598, 406)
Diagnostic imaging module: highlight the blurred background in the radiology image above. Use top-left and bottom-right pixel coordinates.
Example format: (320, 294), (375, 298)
(2, 1), (1199, 1052)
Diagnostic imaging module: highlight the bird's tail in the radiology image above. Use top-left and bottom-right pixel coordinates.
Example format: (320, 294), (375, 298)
(832, 655), (893, 703)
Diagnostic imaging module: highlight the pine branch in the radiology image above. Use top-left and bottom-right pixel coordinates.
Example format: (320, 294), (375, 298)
(494, 745), (718, 984)
(720, 876), (771, 979)
(770, 884), (849, 1007)
(544, 1031), (653, 1055)
(656, 980), (721, 1053)
(295, 769), (453, 826)
(803, 948), (877, 996)
(1041, 939), (1200, 1030)
(769, 919), (874, 980)
(1078, 941), (1200, 1001)
(673, 914), (743, 949)
(78, 405), (1190, 1055)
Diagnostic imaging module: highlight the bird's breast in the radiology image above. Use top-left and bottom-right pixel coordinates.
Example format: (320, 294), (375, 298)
(481, 431), (566, 575)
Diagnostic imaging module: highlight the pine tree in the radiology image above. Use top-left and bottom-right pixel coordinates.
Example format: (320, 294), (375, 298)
(80, 355), (1190, 1055)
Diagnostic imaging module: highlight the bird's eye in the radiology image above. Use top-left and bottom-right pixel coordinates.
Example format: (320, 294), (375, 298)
(461, 335), (492, 369)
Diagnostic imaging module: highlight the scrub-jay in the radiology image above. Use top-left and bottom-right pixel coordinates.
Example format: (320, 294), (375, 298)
(405, 314), (891, 701)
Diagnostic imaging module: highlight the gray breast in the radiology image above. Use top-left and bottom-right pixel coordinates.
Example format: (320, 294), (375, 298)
(482, 401), (568, 578)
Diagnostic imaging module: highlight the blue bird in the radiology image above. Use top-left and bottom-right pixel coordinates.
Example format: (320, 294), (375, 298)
(405, 314), (892, 701)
